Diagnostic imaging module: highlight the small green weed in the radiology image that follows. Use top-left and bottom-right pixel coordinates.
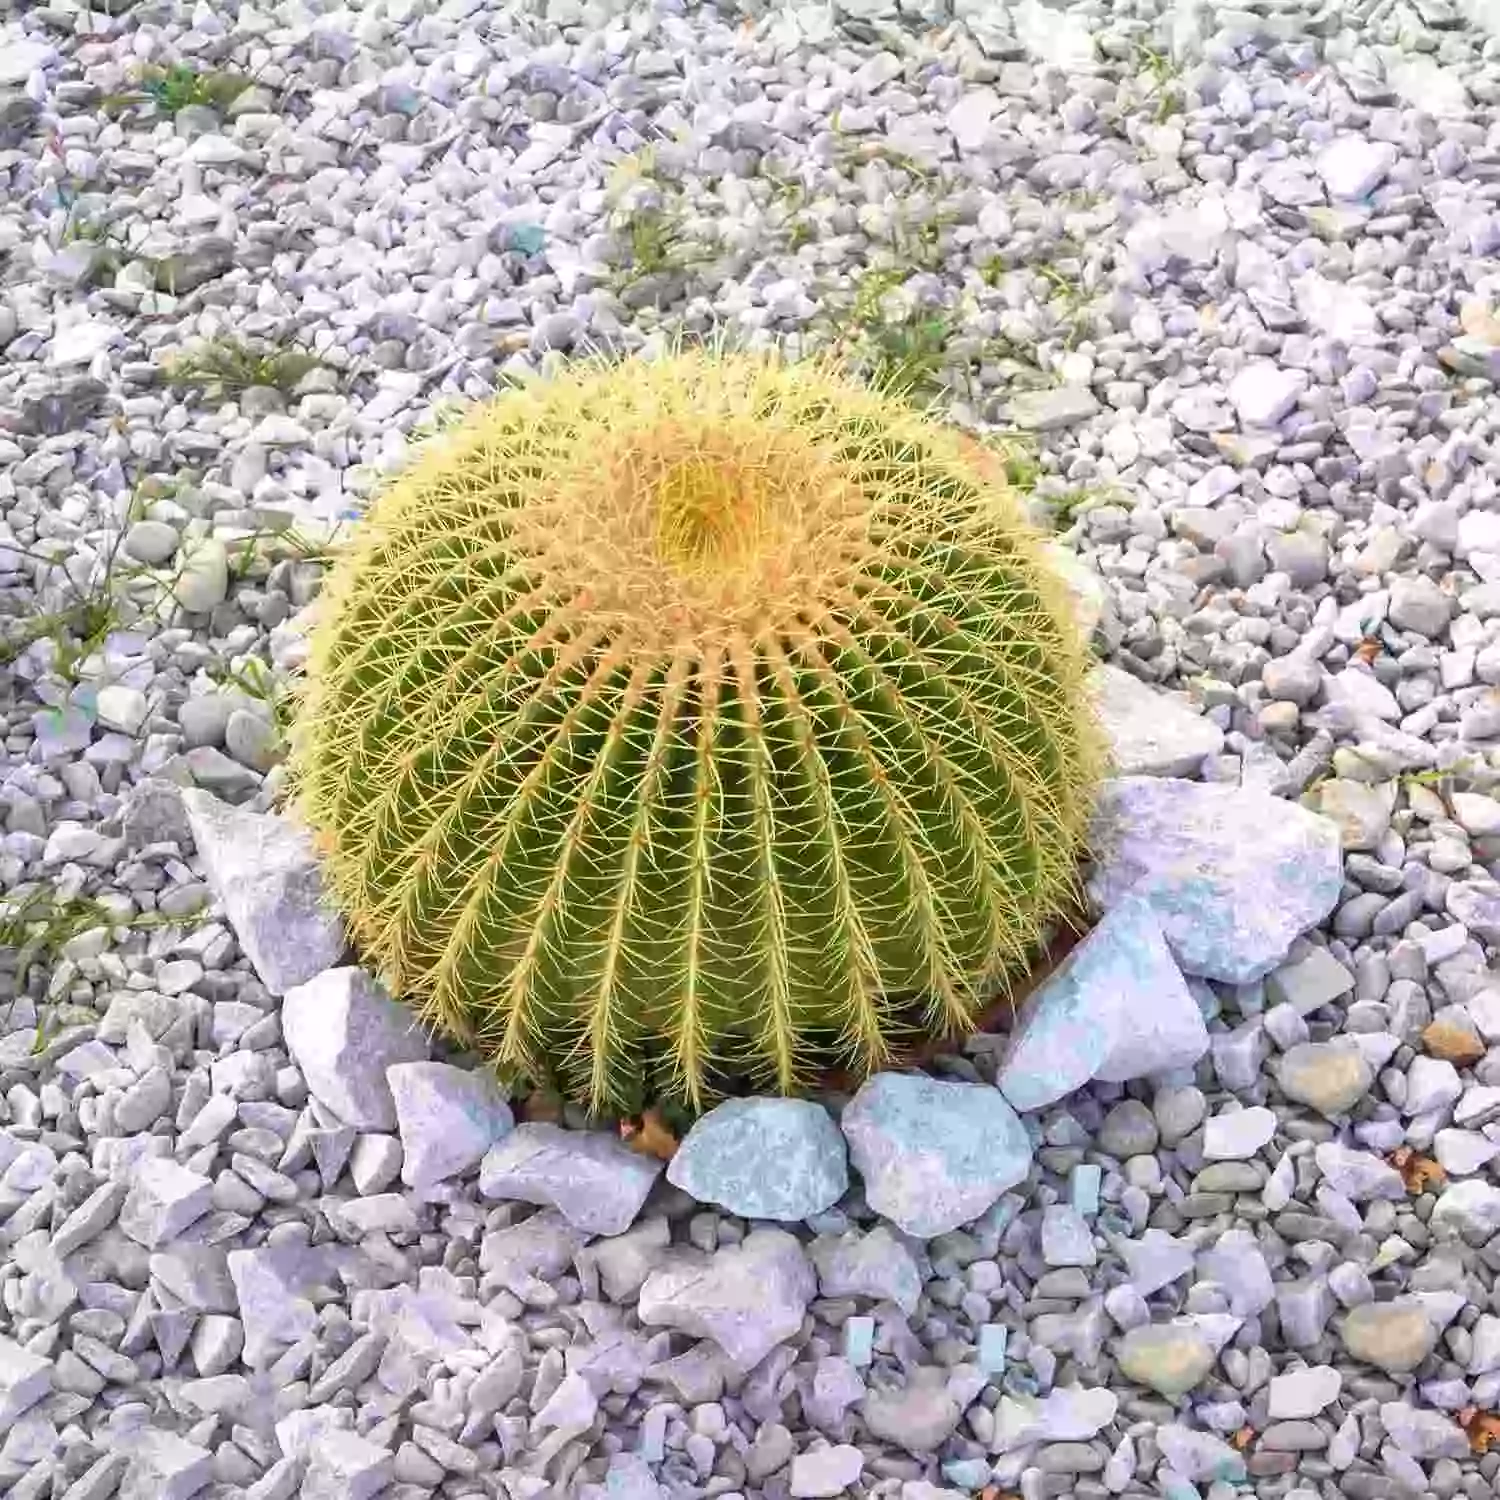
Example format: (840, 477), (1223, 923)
(1044, 488), (1094, 526)
(900, 212), (955, 273)
(606, 144), (664, 196)
(829, 267), (955, 402)
(1035, 264), (1083, 300)
(141, 63), (250, 116)
(756, 169), (824, 256)
(1003, 449), (1042, 491)
(2, 886), (182, 1049)
(831, 132), (938, 187)
(164, 336), (324, 399)
(603, 150), (712, 289)
(609, 203), (715, 292)
(102, 63), (252, 119)
(1133, 42), (1177, 87)
(861, 310), (954, 401)
(622, 206), (688, 277)
(406, 401), (475, 444)
(210, 654), (295, 735)
(1132, 43), (1184, 122)
(1031, 262), (1094, 349)
(2, 889), (117, 975)
(2, 533), (133, 679)
(760, 169), (808, 212)
(1057, 187), (1107, 214)
(1, 487), (194, 678)
(61, 212), (115, 247)
(849, 267), (907, 326)
(224, 520), (342, 582)
(53, 184), (138, 269)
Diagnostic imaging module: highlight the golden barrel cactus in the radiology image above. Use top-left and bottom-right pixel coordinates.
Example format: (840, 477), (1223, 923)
(294, 350), (1100, 1112)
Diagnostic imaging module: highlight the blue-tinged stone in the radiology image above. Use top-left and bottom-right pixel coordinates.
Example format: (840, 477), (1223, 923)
(1158, 1471), (1200, 1500)
(667, 1097), (847, 1222)
(377, 82), (422, 117)
(993, 902), (1137, 1110)
(32, 704), (94, 758)
(991, 1386), (1120, 1452)
(1087, 776), (1344, 984)
(941, 1459), (992, 1492)
(602, 1454), (661, 1499)
(1158, 1424), (1249, 1485)
(507, 223), (547, 255)
(996, 896), (1207, 1113)
(1070, 1163), (1102, 1217)
(639, 1406), (667, 1462)
(1091, 661), (1225, 776)
(978, 1322), (1008, 1375)
(843, 1314), (874, 1368)
(840, 1074), (1032, 1239)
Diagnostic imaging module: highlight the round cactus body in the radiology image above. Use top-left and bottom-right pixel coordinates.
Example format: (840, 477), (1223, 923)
(294, 350), (1101, 1111)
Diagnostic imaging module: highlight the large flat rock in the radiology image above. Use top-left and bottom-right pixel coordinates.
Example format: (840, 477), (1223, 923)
(1087, 776), (1343, 984)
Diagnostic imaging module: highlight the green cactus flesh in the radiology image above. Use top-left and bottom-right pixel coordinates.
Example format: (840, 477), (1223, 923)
(294, 350), (1101, 1111)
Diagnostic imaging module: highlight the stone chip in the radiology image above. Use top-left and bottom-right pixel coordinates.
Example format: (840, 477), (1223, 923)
(668, 1097), (847, 1221)
(387, 1061), (513, 1189)
(480, 1123), (662, 1236)
(841, 1072), (1032, 1238)
(182, 790), (344, 994)
(281, 967), (429, 1131)
(1088, 777), (1342, 984)
(638, 1228), (814, 1369)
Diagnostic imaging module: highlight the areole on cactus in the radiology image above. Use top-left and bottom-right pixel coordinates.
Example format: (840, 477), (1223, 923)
(292, 348), (1102, 1113)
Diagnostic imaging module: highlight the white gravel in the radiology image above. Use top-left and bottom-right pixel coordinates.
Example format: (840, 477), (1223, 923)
(8, 2), (1500, 1499)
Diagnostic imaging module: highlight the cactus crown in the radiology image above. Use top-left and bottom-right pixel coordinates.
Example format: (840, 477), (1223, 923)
(294, 350), (1100, 1112)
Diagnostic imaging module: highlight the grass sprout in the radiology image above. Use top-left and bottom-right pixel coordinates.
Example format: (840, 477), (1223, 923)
(163, 336), (325, 399)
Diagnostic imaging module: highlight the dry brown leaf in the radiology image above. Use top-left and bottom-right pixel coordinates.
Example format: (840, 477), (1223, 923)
(1388, 1146), (1446, 1194)
(1459, 1408), (1500, 1454)
(622, 1108), (679, 1161)
(1354, 636), (1382, 665)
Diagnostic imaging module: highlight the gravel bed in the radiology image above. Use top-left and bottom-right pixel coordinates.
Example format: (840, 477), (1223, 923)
(6, 2), (1500, 1499)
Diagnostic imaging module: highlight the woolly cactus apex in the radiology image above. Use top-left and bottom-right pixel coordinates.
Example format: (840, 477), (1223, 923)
(293, 350), (1101, 1112)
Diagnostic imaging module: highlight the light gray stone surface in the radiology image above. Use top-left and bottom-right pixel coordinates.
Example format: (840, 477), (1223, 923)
(1091, 664), (1225, 777)
(387, 1060), (514, 1189)
(181, 790), (345, 995)
(998, 896), (1208, 1112)
(281, 967), (430, 1131)
(1088, 778), (1344, 983)
(637, 1228), (815, 1370)
(668, 1098), (847, 1221)
(480, 1123), (663, 1236)
(841, 1073), (1032, 1239)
